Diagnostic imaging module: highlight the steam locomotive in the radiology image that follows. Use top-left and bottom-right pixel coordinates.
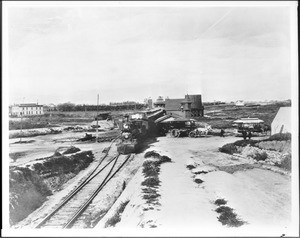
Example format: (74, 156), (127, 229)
(116, 112), (149, 154)
(116, 109), (165, 154)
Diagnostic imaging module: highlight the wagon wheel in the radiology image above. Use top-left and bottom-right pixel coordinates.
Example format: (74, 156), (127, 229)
(189, 131), (196, 138)
(171, 129), (180, 138)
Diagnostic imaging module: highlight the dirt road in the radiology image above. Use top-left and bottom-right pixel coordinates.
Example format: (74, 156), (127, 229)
(116, 136), (291, 236)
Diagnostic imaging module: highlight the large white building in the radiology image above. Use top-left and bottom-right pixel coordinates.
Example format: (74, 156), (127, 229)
(9, 103), (44, 117)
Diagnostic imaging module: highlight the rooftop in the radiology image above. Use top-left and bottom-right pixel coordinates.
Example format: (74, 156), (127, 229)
(18, 103), (43, 107)
(165, 98), (183, 111)
(233, 118), (264, 124)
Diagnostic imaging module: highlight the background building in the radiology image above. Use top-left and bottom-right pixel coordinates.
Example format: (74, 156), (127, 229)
(153, 96), (166, 108)
(154, 94), (204, 119)
(9, 103), (44, 117)
(43, 103), (57, 112)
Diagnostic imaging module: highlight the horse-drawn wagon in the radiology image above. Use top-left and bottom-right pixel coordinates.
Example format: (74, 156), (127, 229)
(188, 124), (212, 137)
(155, 116), (212, 138)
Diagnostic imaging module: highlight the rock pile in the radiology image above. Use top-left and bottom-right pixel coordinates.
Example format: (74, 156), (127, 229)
(240, 144), (290, 167)
(256, 140), (291, 153)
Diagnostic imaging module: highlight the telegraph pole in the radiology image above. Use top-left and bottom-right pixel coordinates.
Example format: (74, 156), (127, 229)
(20, 112), (23, 142)
(20, 97), (25, 142)
(96, 94), (99, 143)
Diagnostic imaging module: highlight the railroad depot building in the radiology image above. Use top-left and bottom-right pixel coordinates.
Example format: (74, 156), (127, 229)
(9, 103), (44, 117)
(154, 94), (204, 119)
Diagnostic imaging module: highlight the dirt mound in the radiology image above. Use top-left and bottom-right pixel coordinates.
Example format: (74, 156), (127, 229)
(9, 127), (62, 139)
(32, 151), (94, 190)
(10, 150), (95, 226)
(9, 167), (52, 226)
(256, 140), (291, 153)
(219, 134), (291, 172)
(55, 146), (81, 155)
(11, 140), (35, 144)
(267, 133), (291, 141)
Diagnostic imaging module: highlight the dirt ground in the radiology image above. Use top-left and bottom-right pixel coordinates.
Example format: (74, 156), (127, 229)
(8, 130), (293, 236)
(111, 136), (292, 236)
(9, 131), (112, 166)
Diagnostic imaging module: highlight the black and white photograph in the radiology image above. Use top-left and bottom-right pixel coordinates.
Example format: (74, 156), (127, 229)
(2, 1), (299, 237)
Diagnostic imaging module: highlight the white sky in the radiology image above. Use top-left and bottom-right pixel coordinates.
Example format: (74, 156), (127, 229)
(5, 3), (296, 105)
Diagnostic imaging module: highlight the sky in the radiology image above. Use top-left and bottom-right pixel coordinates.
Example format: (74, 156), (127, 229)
(5, 3), (296, 105)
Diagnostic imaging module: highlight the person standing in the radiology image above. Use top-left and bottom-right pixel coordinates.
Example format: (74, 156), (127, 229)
(220, 129), (225, 137)
(242, 130), (247, 140)
(248, 131), (252, 140)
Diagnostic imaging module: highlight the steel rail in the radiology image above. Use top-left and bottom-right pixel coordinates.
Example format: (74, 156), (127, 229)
(35, 138), (118, 229)
(35, 154), (119, 228)
(63, 153), (132, 228)
(63, 153), (121, 228)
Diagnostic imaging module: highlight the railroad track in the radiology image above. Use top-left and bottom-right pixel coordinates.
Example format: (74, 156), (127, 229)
(35, 141), (131, 229)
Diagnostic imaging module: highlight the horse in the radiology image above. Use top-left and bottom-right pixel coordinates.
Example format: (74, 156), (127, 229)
(189, 125), (212, 137)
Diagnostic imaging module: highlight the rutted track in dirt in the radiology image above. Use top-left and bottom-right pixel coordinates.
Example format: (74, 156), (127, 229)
(35, 144), (132, 229)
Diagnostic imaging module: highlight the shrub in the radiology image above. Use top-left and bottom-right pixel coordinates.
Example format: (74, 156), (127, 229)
(144, 151), (161, 159)
(253, 151), (268, 161)
(159, 155), (172, 164)
(53, 151), (62, 156)
(142, 185), (160, 204)
(215, 206), (245, 227)
(142, 161), (160, 177)
(142, 187), (157, 194)
(215, 206), (233, 214)
(62, 146), (81, 155)
(218, 212), (245, 227)
(219, 143), (237, 155)
(194, 177), (204, 184)
(141, 177), (160, 187)
(186, 164), (196, 170)
(143, 159), (160, 167)
(233, 139), (258, 147)
(214, 199), (227, 206)
(143, 193), (160, 200)
(142, 152), (172, 206)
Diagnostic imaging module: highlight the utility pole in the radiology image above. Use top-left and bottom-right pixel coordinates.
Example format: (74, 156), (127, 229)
(20, 97), (25, 142)
(20, 112), (23, 142)
(96, 94), (99, 143)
